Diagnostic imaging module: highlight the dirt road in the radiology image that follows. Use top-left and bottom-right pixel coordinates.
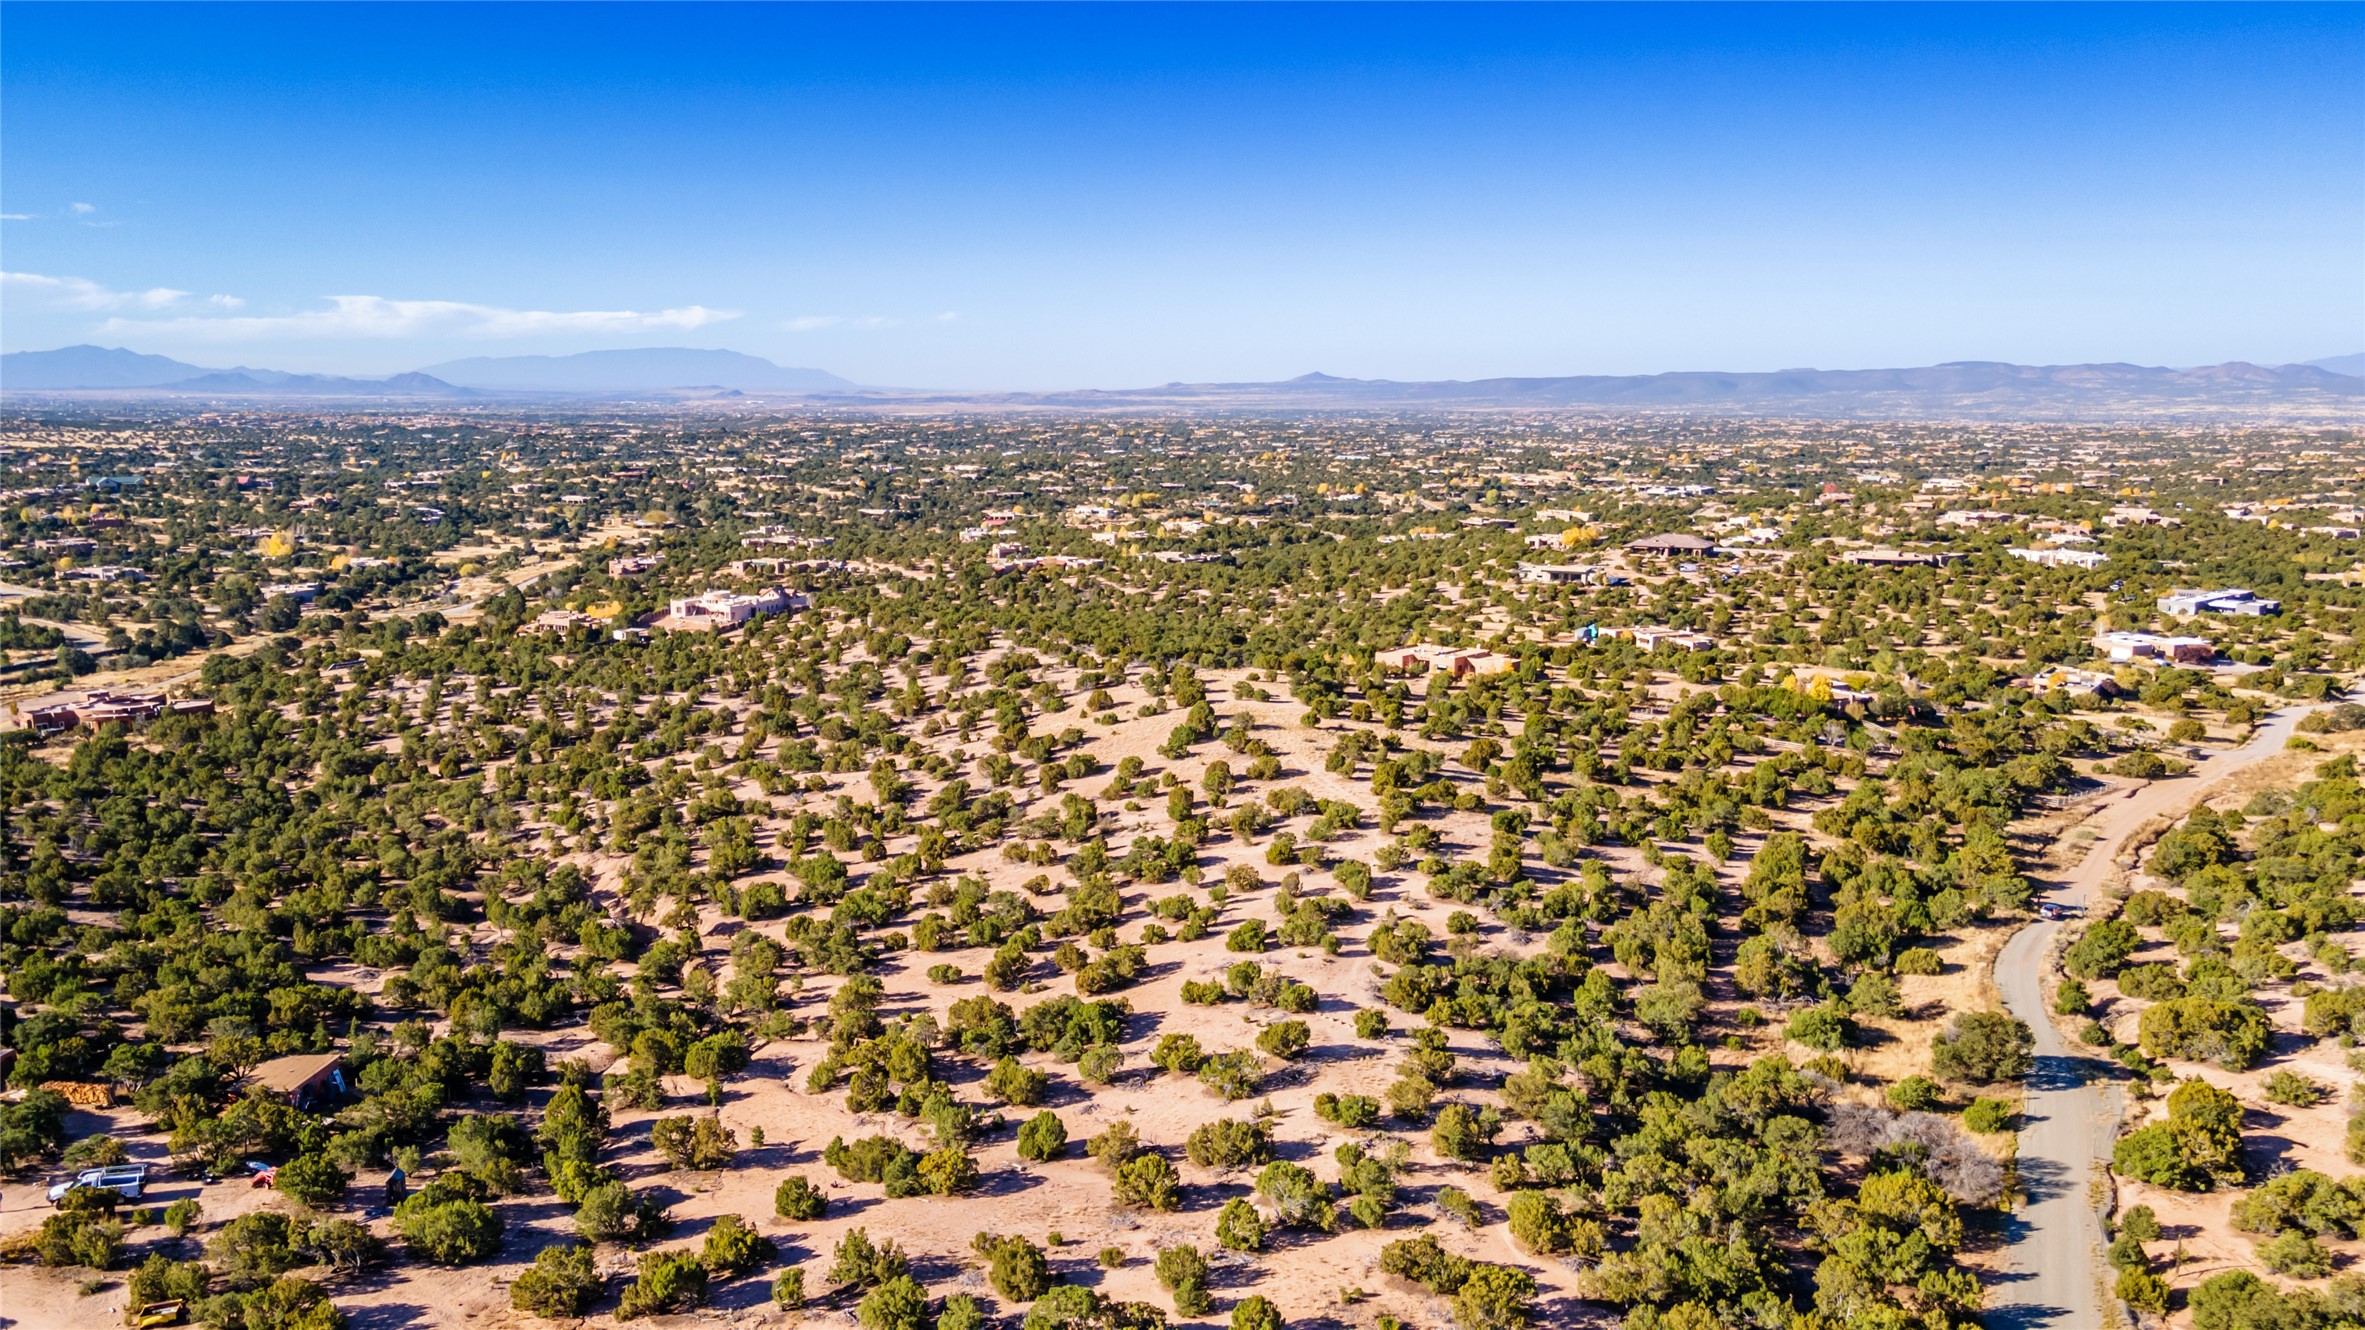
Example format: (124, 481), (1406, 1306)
(1990, 705), (2318, 1330)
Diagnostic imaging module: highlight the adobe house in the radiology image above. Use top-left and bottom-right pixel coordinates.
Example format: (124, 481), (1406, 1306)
(246, 1052), (349, 1111)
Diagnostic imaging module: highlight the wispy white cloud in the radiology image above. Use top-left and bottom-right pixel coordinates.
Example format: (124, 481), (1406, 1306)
(206, 295), (245, 310)
(104, 294), (740, 342)
(2, 270), (190, 311)
(0, 214), (31, 222)
(67, 202), (96, 216)
(786, 315), (842, 332)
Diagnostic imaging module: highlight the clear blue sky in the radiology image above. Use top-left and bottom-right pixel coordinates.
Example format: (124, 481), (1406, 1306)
(3, 2), (2358, 387)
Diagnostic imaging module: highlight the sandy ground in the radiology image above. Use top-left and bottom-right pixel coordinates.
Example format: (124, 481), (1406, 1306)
(0, 677), (1592, 1330)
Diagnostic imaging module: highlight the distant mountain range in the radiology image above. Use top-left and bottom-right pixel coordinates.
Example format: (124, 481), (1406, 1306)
(0, 346), (470, 397)
(418, 348), (854, 393)
(2, 344), (2357, 419)
(958, 360), (2364, 418)
(0, 345), (849, 398)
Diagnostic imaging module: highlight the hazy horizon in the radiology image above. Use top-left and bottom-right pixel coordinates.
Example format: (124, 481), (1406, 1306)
(8, 341), (2364, 394)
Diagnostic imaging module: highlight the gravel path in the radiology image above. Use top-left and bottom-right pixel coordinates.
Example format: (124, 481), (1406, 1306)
(1989, 705), (2318, 1330)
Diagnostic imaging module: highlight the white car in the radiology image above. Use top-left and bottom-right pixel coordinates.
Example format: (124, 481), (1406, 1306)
(48, 1164), (148, 1204)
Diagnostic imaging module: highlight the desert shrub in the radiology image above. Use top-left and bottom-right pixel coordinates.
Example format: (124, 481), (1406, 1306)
(1436, 1186), (1483, 1227)
(1962, 1098), (2014, 1134)
(774, 1174), (827, 1221)
(977, 1232), (1051, 1302)
(1505, 1191), (1569, 1254)
(2264, 1070), (2327, 1107)
(826, 1134), (918, 1184)
(61, 1134), (130, 1168)
(1153, 1244), (1212, 1310)
(937, 1293), (985, 1330)
(1430, 1103), (1499, 1160)
(1930, 1012), (2034, 1083)
(1216, 1197), (1267, 1251)
(1386, 1071), (1438, 1121)
(298, 1218), (383, 1276)
(1454, 1264), (1539, 1330)
(1886, 1076), (1942, 1112)
(511, 1243), (601, 1318)
(1355, 1009), (1390, 1039)
(1151, 1034), (1205, 1075)
(1380, 1234), (1472, 1294)
(1255, 1020), (1310, 1059)
(1021, 1286), (1166, 1330)
(1017, 1110), (1069, 1162)
(202, 1276), (347, 1330)
(2137, 998), (2271, 1070)
(2118, 1268), (2171, 1315)
(2231, 1170), (2364, 1238)
(208, 1211), (300, 1284)
(650, 1116), (738, 1170)
(1231, 1295), (1284, 1330)
(1198, 1051), (1263, 1100)
(617, 1250), (708, 1320)
(2054, 978), (2091, 1015)
(2064, 919), (2142, 979)
(575, 1180), (671, 1243)
(1787, 1002), (1854, 1052)
(855, 1276), (929, 1330)
(0, 1089), (69, 1172)
(917, 1146), (980, 1196)
(38, 1209), (126, 1270)
(986, 1057), (1049, 1107)
(391, 1185), (501, 1265)
(827, 1229), (910, 1289)
(772, 1267), (807, 1309)
(1113, 1153), (1182, 1210)
(1086, 1120), (1139, 1171)
(274, 1154), (351, 1210)
(2116, 963), (2187, 1001)
(126, 1255), (211, 1318)
(1255, 1160), (1336, 1231)
(1078, 1044), (1123, 1085)
(2257, 1229), (2334, 1278)
(702, 1214), (775, 1276)
(2113, 1078), (2245, 1191)
(1315, 1092), (1379, 1128)
(2120, 1205), (2163, 1242)
(1894, 947), (1943, 976)
(1186, 1118), (1273, 1170)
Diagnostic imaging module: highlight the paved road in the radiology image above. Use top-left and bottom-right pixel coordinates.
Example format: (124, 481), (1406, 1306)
(1991, 705), (2318, 1330)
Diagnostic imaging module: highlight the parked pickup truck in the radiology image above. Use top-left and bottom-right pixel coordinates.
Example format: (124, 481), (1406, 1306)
(48, 1164), (149, 1204)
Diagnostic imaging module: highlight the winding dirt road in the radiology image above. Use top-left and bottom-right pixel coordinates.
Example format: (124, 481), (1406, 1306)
(1990, 705), (2318, 1330)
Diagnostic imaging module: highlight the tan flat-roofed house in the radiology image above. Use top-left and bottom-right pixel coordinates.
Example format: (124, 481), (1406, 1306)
(247, 1052), (349, 1110)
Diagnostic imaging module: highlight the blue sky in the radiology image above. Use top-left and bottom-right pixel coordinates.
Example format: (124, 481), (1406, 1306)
(3, 3), (2358, 387)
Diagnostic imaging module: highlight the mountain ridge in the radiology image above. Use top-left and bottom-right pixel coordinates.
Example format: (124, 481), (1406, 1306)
(3, 345), (2357, 418)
